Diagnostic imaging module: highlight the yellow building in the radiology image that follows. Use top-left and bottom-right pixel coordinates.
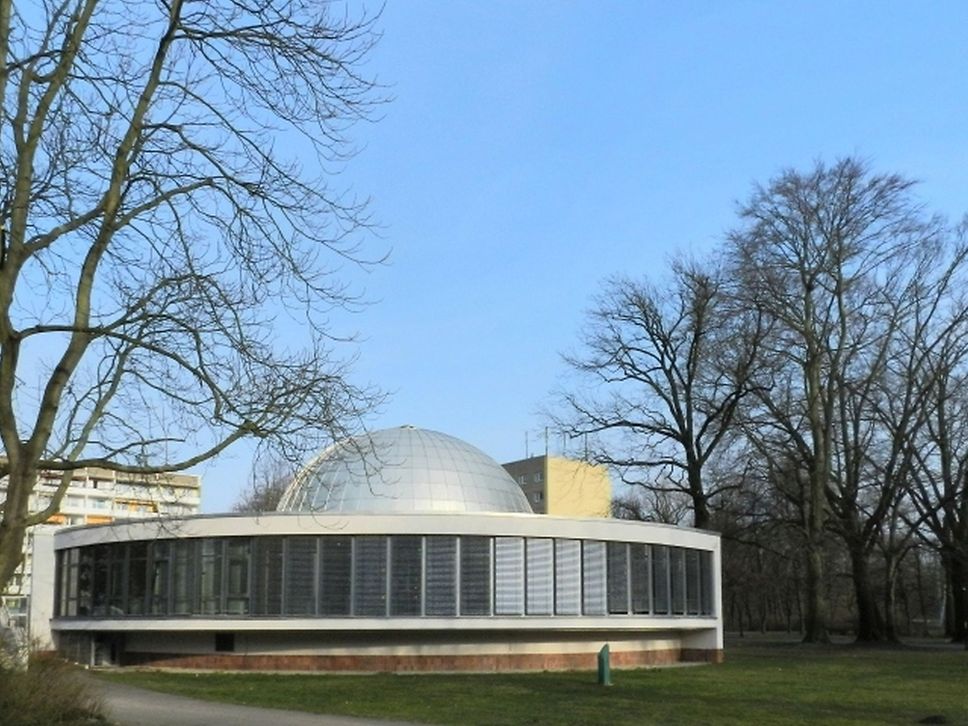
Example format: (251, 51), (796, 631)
(502, 455), (611, 517)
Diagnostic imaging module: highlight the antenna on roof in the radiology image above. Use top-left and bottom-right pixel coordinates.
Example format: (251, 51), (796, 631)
(544, 427), (548, 457)
(525, 431), (529, 458)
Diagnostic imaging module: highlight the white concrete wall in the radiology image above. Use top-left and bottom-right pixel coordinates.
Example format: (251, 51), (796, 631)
(28, 528), (55, 649)
(55, 511), (721, 552)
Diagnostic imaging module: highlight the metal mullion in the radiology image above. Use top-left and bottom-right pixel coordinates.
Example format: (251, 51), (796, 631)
(122, 543), (131, 615)
(668, 547), (676, 615)
(313, 537), (321, 617)
(316, 537), (324, 617)
(349, 536), (356, 616)
(580, 540), (586, 615)
(219, 538), (228, 615)
(280, 537), (288, 616)
(190, 539), (199, 615)
(625, 542), (632, 616)
(643, 544), (655, 615)
(455, 536), (461, 616)
(552, 539), (558, 616)
(420, 536), (427, 618)
(164, 542), (173, 615)
(488, 536), (495, 617)
(577, 539), (583, 616)
(522, 537), (528, 616)
(385, 536), (392, 617)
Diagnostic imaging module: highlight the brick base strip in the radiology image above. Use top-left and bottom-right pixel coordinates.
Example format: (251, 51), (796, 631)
(121, 648), (724, 672)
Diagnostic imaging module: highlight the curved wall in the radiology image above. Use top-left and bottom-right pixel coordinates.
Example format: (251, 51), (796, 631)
(52, 513), (723, 671)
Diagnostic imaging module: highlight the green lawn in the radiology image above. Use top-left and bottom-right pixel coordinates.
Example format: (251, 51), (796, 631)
(97, 639), (968, 725)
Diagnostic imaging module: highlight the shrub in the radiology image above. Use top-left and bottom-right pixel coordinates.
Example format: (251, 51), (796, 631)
(0, 653), (107, 726)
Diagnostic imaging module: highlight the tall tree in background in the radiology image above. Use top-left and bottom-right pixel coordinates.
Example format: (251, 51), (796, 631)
(823, 228), (966, 642)
(554, 260), (758, 529)
(726, 158), (931, 643)
(907, 293), (968, 642)
(0, 0), (384, 593)
(233, 452), (295, 513)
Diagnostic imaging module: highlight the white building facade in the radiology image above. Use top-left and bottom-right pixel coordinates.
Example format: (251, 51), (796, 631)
(50, 427), (722, 671)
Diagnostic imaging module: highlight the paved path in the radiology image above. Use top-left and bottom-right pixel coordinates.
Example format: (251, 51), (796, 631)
(94, 677), (423, 726)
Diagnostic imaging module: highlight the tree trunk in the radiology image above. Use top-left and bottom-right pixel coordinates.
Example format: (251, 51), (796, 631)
(850, 546), (885, 642)
(914, 549), (930, 636)
(942, 552), (968, 642)
(0, 468), (33, 592)
(0, 521), (27, 593)
(882, 553), (900, 643)
(690, 473), (710, 530)
(803, 542), (831, 643)
(953, 559), (968, 643)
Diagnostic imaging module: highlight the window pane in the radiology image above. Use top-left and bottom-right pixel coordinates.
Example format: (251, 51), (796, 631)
(685, 549), (701, 615)
(149, 541), (170, 615)
(59, 548), (78, 617)
(526, 538), (553, 616)
(198, 539), (223, 615)
(495, 537), (524, 616)
(700, 550), (714, 616)
(671, 547), (686, 615)
(652, 545), (670, 615)
(107, 544), (125, 614)
(69, 548), (80, 616)
(607, 542), (629, 614)
(390, 536), (422, 616)
(54, 550), (64, 617)
(630, 544), (651, 614)
(253, 537), (283, 615)
(353, 536), (388, 616)
(284, 537), (316, 616)
(77, 548), (93, 616)
(425, 536), (457, 616)
(459, 536), (491, 616)
(171, 540), (195, 615)
(554, 539), (581, 616)
(582, 541), (606, 615)
(92, 545), (110, 616)
(226, 538), (251, 615)
(127, 541), (148, 615)
(319, 536), (351, 616)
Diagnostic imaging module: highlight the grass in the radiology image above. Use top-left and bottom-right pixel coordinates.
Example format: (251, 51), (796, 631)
(97, 637), (968, 725)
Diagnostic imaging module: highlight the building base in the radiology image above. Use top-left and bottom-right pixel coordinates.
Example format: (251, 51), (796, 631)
(120, 647), (724, 671)
(59, 628), (724, 672)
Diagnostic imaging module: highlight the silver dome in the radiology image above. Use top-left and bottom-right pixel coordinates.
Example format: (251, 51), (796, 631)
(276, 426), (533, 514)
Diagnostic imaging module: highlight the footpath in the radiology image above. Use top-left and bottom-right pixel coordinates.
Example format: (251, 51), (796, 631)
(95, 677), (423, 726)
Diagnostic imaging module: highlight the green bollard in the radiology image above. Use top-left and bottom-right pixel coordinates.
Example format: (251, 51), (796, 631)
(597, 644), (612, 686)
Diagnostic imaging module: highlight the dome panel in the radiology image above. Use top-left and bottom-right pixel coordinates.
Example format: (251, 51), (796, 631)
(276, 426), (533, 514)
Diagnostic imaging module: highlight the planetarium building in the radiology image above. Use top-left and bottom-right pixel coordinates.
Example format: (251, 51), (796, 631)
(51, 426), (723, 671)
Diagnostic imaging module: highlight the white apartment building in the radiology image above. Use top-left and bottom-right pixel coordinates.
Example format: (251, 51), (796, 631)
(1, 466), (201, 638)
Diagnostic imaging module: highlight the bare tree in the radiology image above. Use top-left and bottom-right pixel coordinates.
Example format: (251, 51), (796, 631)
(727, 158), (931, 642)
(553, 260), (758, 529)
(0, 0), (385, 592)
(610, 487), (691, 525)
(822, 233), (963, 642)
(907, 318), (968, 642)
(233, 452), (294, 513)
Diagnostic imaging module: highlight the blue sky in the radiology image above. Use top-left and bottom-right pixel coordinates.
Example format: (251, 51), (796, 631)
(198, 1), (968, 511)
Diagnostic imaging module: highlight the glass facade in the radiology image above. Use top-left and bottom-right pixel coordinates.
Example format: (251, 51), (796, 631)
(55, 535), (716, 620)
